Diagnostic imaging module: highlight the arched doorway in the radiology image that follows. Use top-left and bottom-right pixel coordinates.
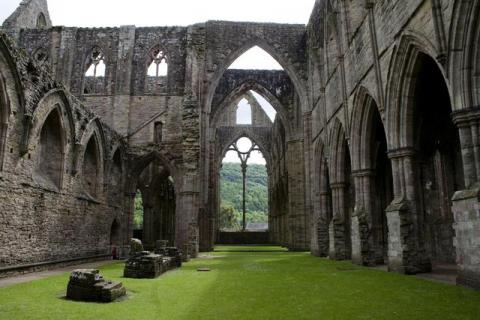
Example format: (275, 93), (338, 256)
(110, 219), (121, 259)
(411, 53), (464, 264)
(135, 159), (176, 250)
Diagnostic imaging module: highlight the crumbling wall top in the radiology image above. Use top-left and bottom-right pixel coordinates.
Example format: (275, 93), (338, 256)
(2, 0), (52, 30)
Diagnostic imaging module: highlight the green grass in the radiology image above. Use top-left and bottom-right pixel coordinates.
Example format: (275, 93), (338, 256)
(0, 246), (479, 320)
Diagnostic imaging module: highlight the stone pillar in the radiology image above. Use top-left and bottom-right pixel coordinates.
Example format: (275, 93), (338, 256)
(386, 148), (431, 274)
(351, 170), (375, 266)
(451, 108), (480, 289)
(452, 186), (480, 290)
(330, 183), (348, 260)
(120, 191), (136, 258)
(452, 108), (480, 187)
(176, 174), (199, 259)
(286, 139), (308, 250)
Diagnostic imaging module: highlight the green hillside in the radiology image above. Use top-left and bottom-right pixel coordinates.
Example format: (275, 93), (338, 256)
(220, 162), (268, 230)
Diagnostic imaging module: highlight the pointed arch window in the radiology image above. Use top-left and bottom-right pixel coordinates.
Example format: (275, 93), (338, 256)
(236, 98), (252, 125)
(36, 13), (47, 29)
(109, 149), (123, 201)
(228, 46), (283, 70)
(82, 136), (100, 198)
(147, 47), (168, 77)
(85, 47), (106, 77)
(35, 108), (64, 190)
(33, 48), (49, 67)
(84, 47), (106, 94)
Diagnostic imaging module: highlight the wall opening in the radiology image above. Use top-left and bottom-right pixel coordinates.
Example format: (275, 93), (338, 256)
(136, 162), (176, 249)
(82, 136), (100, 198)
(110, 219), (121, 259)
(412, 53), (464, 264)
(370, 105), (393, 264)
(109, 150), (122, 201)
(133, 189), (144, 240)
(236, 98), (252, 125)
(147, 48), (168, 77)
(228, 46), (283, 70)
(154, 121), (163, 144)
(35, 108), (64, 190)
(343, 144), (354, 260)
(219, 137), (268, 233)
(145, 47), (168, 94)
(84, 47), (106, 94)
(36, 13), (47, 29)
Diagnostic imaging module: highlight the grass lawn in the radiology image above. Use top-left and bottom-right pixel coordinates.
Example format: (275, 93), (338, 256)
(0, 246), (479, 320)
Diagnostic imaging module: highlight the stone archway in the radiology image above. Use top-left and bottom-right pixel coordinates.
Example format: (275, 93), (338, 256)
(350, 88), (393, 266)
(385, 36), (464, 273)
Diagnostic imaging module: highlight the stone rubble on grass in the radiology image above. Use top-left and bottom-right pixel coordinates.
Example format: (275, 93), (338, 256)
(66, 269), (126, 302)
(123, 239), (182, 278)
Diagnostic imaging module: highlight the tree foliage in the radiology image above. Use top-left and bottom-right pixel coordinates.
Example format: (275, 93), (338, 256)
(219, 162), (268, 230)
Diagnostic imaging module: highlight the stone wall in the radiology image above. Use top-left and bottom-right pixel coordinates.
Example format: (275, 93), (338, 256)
(307, 0), (480, 289)
(1, 0), (480, 290)
(0, 32), (127, 273)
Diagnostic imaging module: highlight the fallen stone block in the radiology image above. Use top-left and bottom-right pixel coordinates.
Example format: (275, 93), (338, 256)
(66, 269), (126, 302)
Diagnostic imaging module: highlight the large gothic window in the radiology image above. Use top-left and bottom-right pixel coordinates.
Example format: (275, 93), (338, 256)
(146, 46), (168, 93)
(220, 137), (268, 232)
(147, 48), (168, 77)
(84, 47), (106, 94)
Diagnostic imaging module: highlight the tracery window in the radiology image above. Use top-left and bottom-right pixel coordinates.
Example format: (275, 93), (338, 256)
(147, 48), (168, 77)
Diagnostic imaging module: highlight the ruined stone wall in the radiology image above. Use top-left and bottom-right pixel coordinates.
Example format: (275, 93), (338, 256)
(2, 0), (52, 31)
(0, 32), (127, 274)
(3, 0), (479, 289)
(307, 0), (480, 288)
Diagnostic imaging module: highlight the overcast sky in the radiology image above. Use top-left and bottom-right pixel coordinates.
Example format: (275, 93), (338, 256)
(1, 0), (315, 27)
(1, 0), (308, 165)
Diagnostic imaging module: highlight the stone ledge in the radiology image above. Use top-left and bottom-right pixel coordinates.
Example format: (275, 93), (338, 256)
(452, 184), (480, 201)
(0, 254), (111, 278)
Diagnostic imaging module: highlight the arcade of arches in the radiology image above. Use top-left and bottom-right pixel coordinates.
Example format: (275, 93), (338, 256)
(0, 0), (480, 291)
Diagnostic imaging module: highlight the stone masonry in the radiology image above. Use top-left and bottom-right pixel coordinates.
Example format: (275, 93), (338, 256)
(0, 0), (479, 290)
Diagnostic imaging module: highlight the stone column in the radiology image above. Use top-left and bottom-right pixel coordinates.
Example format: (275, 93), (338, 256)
(176, 174), (200, 260)
(329, 182), (348, 260)
(451, 108), (480, 289)
(120, 191), (136, 258)
(286, 139), (308, 250)
(351, 169), (375, 266)
(386, 148), (430, 274)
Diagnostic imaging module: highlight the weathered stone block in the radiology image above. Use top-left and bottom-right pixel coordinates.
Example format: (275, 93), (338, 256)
(452, 187), (480, 290)
(66, 269), (126, 302)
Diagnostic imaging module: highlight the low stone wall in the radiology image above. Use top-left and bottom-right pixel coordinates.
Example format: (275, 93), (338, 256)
(216, 232), (270, 245)
(0, 254), (111, 279)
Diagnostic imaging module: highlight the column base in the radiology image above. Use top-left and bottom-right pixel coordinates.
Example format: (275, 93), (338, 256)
(386, 198), (432, 274)
(452, 185), (480, 290)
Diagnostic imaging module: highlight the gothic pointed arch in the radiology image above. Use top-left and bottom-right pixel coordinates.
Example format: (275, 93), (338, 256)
(0, 73), (10, 171)
(219, 131), (271, 168)
(82, 134), (101, 198)
(206, 40), (308, 116)
(385, 31), (444, 149)
(311, 136), (332, 256)
(83, 46), (107, 94)
(211, 80), (291, 136)
(33, 107), (65, 190)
